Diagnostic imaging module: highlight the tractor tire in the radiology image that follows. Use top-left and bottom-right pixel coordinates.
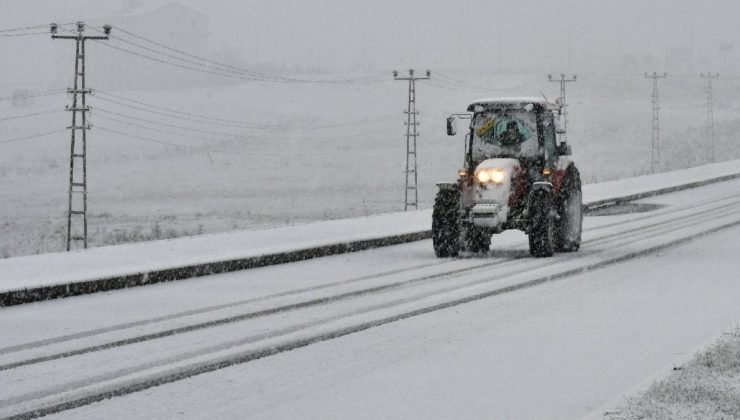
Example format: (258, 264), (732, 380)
(555, 167), (583, 252)
(528, 189), (555, 257)
(464, 226), (491, 254)
(432, 188), (461, 257)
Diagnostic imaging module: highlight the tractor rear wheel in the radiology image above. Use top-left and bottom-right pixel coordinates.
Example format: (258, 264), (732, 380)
(432, 189), (461, 257)
(555, 167), (583, 252)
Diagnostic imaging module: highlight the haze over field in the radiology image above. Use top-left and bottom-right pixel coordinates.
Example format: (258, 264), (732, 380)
(2, 0), (740, 77)
(2, 0), (740, 257)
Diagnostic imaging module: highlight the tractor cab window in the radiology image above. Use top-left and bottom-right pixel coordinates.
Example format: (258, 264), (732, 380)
(471, 110), (538, 162)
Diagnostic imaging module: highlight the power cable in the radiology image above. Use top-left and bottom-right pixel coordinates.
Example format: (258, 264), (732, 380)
(0, 31), (49, 37)
(96, 125), (247, 156)
(93, 108), (248, 138)
(91, 91), (397, 130)
(0, 108), (64, 123)
(0, 129), (65, 144)
(93, 108), (394, 143)
(0, 89), (67, 101)
(91, 25), (386, 85)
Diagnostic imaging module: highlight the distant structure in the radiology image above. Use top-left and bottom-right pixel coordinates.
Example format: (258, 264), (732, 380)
(393, 69), (430, 211)
(51, 22), (111, 250)
(548, 74), (576, 143)
(700, 72), (719, 163)
(645, 72), (667, 173)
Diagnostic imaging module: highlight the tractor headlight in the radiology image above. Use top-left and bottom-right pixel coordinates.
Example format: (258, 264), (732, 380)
(490, 168), (506, 183)
(476, 168), (506, 184)
(477, 170), (491, 183)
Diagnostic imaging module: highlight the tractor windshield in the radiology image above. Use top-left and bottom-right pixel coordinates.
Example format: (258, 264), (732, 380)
(471, 110), (539, 162)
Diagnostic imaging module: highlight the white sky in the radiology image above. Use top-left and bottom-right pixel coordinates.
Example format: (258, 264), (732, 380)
(2, 0), (740, 75)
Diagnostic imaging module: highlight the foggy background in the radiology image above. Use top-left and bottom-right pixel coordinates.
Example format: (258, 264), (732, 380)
(3, 0), (740, 258)
(2, 0), (740, 84)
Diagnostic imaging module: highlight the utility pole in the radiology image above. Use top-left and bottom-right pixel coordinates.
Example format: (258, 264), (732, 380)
(548, 74), (577, 142)
(700, 72), (719, 163)
(393, 69), (430, 211)
(645, 72), (667, 173)
(51, 22), (110, 251)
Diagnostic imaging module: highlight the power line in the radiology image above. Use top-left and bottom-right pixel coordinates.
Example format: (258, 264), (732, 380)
(87, 25), (385, 85)
(0, 129), (66, 144)
(0, 31), (49, 37)
(96, 125), (247, 156)
(107, 26), (386, 85)
(0, 108), (63, 123)
(92, 91), (286, 129)
(0, 89), (66, 101)
(92, 90), (397, 131)
(0, 24), (50, 32)
(93, 108), (395, 144)
(0, 23), (75, 33)
(92, 40), (261, 82)
(92, 108), (248, 138)
(434, 72), (507, 92)
(96, 124), (394, 158)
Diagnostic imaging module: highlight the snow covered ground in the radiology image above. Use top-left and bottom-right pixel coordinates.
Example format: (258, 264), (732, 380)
(1, 176), (739, 419)
(609, 328), (740, 419)
(3, 71), (740, 258)
(2, 158), (739, 297)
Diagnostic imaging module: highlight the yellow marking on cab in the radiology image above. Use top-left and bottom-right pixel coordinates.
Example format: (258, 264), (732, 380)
(476, 118), (496, 137)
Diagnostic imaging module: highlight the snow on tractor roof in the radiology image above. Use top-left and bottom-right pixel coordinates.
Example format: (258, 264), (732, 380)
(467, 97), (559, 112)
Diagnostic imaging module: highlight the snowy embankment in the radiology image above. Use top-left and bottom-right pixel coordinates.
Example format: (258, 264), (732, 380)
(1, 159), (740, 305)
(607, 329), (740, 420)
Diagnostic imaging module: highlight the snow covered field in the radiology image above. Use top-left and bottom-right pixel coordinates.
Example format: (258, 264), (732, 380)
(3, 69), (740, 258)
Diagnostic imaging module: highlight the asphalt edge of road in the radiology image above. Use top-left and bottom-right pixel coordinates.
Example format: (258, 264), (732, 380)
(3, 171), (740, 307)
(0, 232), (431, 307)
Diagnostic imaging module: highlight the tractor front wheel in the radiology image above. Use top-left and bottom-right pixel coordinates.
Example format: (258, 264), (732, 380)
(528, 190), (555, 257)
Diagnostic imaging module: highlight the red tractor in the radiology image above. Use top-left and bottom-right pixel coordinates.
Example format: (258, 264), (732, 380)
(433, 97), (582, 257)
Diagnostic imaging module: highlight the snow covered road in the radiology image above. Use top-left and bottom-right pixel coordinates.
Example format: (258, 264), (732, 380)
(2, 178), (740, 419)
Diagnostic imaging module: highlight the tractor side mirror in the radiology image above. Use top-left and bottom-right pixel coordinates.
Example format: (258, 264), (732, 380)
(554, 113), (566, 134)
(446, 116), (457, 136)
(557, 141), (572, 156)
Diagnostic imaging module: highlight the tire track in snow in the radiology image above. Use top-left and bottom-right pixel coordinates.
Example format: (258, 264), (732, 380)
(3, 193), (740, 374)
(5, 200), (740, 420)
